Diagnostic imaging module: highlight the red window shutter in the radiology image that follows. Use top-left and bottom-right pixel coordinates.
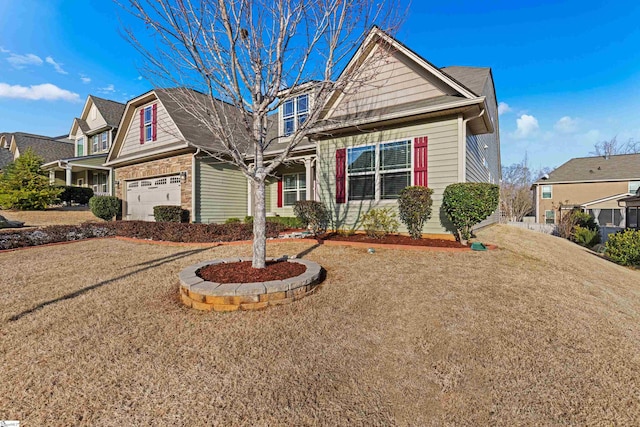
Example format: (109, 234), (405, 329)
(413, 136), (428, 187)
(335, 148), (346, 203)
(152, 104), (158, 141)
(139, 109), (144, 144)
(277, 178), (283, 208)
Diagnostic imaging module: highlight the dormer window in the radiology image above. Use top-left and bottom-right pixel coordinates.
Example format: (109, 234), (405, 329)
(282, 94), (309, 136)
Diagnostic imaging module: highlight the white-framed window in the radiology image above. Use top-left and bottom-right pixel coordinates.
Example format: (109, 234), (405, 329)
(545, 210), (555, 224)
(629, 181), (640, 194)
(101, 132), (108, 151)
(144, 106), (153, 142)
(542, 185), (552, 199)
(92, 172), (108, 194)
(77, 137), (84, 157)
(282, 93), (309, 137)
(92, 134), (99, 153)
(347, 140), (411, 201)
(91, 131), (109, 153)
(283, 173), (306, 206)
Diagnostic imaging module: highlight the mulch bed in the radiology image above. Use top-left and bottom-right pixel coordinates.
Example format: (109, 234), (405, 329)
(313, 233), (465, 248)
(198, 261), (307, 283)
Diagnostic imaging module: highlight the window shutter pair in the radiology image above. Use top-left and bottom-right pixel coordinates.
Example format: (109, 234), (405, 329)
(333, 137), (428, 204)
(139, 104), (158, 144)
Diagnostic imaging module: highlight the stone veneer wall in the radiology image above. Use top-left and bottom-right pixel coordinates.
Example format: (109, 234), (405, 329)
(114, 153), (194, 217)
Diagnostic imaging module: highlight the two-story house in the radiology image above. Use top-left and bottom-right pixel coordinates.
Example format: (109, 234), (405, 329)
(42, 95), (125, 196)
(104, 27), (501, 237)
(0, 132), (74, 169)
(532, 153), (640, 227)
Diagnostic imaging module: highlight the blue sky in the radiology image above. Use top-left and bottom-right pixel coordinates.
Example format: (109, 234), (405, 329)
(1, 0), (639, 171)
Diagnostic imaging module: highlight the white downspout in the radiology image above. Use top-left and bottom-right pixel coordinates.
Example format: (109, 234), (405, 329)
(461, 109), (486, 183)
(191, 148), (201, 223)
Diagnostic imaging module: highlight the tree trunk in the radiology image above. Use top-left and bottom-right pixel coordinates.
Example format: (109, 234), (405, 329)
(252, 179), (267, 268)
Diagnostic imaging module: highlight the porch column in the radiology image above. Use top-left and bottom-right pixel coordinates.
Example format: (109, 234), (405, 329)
(65, 166), (72, 186)
(48, 170), (55, 185)
(305, 157), (313, 201)
(107, 169), (113, 196)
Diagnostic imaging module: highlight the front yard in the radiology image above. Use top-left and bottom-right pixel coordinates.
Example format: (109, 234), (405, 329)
(1, 225), (639, 425)
(0, 208), (101, 228)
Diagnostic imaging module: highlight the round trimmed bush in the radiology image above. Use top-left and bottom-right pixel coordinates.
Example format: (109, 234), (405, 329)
(398, 186), (434, 239)
(89, 196), (121, 221)
(442, 183), (499, 241)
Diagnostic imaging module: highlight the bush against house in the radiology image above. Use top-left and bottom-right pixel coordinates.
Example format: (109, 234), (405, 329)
(0, 148), (62, 210)
(57, 186), (94, 205)
(294, 201), (329, 235)
(397, 186), (434, 239)
(89, 196), (122, 221)
(605, 229), (640, 266)
(442, 183), (499, 241)
(153, 205), (189, 223)
(361, 207), (399, 239)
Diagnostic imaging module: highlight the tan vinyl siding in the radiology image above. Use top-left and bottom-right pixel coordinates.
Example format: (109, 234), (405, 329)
(86, 103), (107, 129)
(317, 117), (459, 235)
(266, 163), (307, 217)
(326, 47), (449, 119)
(119, 101), (183, 158)
(195, 158), (248, 224)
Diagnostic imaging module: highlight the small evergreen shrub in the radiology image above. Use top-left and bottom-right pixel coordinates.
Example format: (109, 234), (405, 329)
(244, 216), (253, 224)
(57, 186), (94, 205)
(398, 186), (434, 239)
(293, 201), (329, 235)
(89, 196), (122, 221)
(572, 226), (600, 248)
(605, 229), (640, 266)
(267, 216), (303, 229)
(225, 217), (241, 224)
(153, 205), (189, 222)
(442, 183), (499, 241)
(572, 211), (599, 231)
(361, 207), (399, 239)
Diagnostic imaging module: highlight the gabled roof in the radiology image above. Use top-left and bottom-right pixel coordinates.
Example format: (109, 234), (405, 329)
(535, 153), (640, 184)
(0, 139), (13, 170)
(440, 66), (491, 97)
(74, 118), (90, 134)
(90, 96), (126, 127)
(11, 132), (74, 164)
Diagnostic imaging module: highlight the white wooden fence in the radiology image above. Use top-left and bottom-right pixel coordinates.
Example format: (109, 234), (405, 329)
(507, 221), (557, 235)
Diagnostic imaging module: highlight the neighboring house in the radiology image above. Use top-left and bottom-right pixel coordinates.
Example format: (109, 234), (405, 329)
(42, 96), (125, 195)
(532, 153), (640, 227)
(2, 132), (74, 166)
(105, 27), (501, 235)
(619, 188), (640, 230)
(0, 133), (13, 171)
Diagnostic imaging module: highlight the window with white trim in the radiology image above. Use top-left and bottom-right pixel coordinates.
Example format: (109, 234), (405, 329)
(283, 173), (306, 206)
(629, 181), (640, 194)
(91, 131), (109, 154)
(545, 210), (555, 224)
(282, 94), (309, 137)
(101, 132), (108, 151)
(92, 172), (108, 194)
(347, 140), (411, 201)
(77, 137), (84, 156)
(144, 106), (153, 142)
(542, 185), (552, 199)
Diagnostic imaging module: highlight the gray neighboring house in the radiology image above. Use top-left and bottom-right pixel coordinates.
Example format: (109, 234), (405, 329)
(2, 132), (74, 166)
(0, 133), (13, 171)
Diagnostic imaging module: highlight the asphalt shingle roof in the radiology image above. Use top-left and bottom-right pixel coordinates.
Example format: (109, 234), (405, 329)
(535, 153), (640, 184)
(12, 133), (74, 164)
(0, 146), (13, 170)
(90, 96), (126, 128)
(440, 66), (491, 96)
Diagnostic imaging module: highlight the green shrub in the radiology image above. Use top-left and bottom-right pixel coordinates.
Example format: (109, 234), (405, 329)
(153, 205), (189, 223)
(605, 229), (640, 266)
(572, 211), (599, 231)
(225, 217), (241, 224)
(267, 216), (303, 229)
(361, 207), (399, 239)
(0, 148), (62, 210)
(442, 183), (499, 241)
(572, 226), (600, 248)
(57, 186), (94, 205)
(398, 186), (434, 239)
(244, 216), (253, 224)
(89, 196), (122, 221)
(293, 201), (329, 235)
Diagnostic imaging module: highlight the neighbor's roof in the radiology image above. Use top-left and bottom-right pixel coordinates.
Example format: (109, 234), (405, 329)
(534, 153), (640, 184)
(90, 96), (126, 128)
(12, 132), (75, 164)
(440, 66), (491, 97)
(0, 145), (13, 170)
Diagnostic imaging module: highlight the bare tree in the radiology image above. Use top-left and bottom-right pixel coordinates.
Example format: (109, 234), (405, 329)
(500, 155), (533, 222)
(591, 136), (640, 157)
(120, 0), (402, 267)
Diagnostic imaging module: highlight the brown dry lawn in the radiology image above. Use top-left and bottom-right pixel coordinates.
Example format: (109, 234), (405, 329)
(1, 225), (640, 425)
(1, 208), (101, 228)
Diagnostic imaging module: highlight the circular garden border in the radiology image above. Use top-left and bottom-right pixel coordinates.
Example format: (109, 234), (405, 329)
(179, 257), (323, 312)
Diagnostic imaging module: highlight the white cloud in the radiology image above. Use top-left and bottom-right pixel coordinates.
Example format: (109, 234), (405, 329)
(99, 84), (115, 93)
(554, 116), (578, 134)
(0, 46), (9, 53)
(0, 82), (80, 102)
(137, 75), (143, 81)
(45, 56), (68, 75)
(498, 102), (512, 116)
(7, 53), (43, 69)
(514, 114), (539, 139)
(80, 74), (91, 84)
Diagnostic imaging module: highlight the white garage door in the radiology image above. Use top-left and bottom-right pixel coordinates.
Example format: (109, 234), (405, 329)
(126, 175), (182, 221)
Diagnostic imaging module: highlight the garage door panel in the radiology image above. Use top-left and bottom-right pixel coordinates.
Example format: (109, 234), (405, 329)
(126, 175), (181, 221)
